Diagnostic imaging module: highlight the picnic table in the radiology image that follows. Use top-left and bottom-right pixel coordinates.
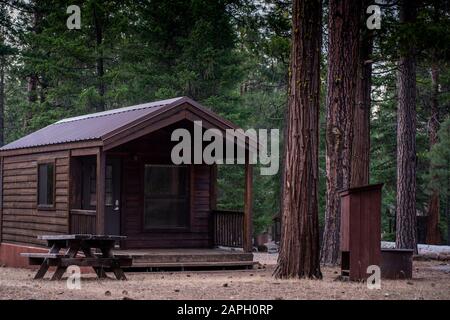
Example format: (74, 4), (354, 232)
(21, 234), (132, 281)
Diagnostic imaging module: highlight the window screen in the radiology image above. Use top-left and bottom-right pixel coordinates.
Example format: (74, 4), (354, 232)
(144, 165), (189, 229)
(38, 162), (55, 207)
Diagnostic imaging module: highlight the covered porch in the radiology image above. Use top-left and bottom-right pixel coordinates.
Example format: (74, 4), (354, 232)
(66, 103), (254, 267)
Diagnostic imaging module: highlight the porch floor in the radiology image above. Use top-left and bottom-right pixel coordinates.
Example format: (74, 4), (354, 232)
(112, 248), (256, 270)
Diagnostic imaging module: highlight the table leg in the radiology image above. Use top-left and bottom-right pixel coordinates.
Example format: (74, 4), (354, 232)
(112, 267), (127, 280)
(51, 242), (80, 281)
(101, 245), (126, 281)
(34, 259), (50, 280)
(50, 264), (66, 281)
(94, 267), (108, 279)
(34, 243), (61, 280)
(81, 245), (108, 279)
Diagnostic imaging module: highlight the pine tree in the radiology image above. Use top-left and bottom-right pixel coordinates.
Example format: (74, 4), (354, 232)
(396, 0), (418, 252)
(351, 0), (373, 187)
(426, 63), (441, 244)
(274, 0), (322, 279)
(0, 1), (18, 146)
(427, 117), (450, 244)
(321, 0), (362, 265)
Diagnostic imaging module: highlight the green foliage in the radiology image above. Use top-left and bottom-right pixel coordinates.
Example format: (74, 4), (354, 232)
(426, 117), (450, 243)
(2, 0), (289, 236)
(2, 0), (450, 241)
(426, 117), (450, 197)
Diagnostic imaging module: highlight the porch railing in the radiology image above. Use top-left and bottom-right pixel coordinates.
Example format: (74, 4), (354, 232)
(70, 209), (96, 234)
(212, 209), (244, 248)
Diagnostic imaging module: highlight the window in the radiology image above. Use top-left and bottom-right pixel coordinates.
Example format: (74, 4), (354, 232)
(105, 165), (113, 206)
(37, 162), (55, 208)
(81, 159), (96, 210)
(144, 165), (189, 229)
(89, 163), (97, 207)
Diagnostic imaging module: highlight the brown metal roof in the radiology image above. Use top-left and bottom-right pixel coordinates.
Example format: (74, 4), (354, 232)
(0, 97), (189, 151)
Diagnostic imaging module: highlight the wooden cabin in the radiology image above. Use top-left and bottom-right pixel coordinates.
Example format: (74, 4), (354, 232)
(0, 97), (255, 268)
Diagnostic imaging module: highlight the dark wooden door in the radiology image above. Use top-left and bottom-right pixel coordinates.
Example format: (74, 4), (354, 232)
(105, 159), (121, 235)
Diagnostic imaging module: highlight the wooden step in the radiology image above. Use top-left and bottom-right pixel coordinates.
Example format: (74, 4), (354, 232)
(129, 261), (258, 269)
(20, 253), (68, 258)
(127, 253), (253, 264)
(58, 257), (132, 267)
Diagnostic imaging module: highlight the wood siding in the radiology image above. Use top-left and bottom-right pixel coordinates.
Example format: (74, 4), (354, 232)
(339, 184), (382, 281)
(112, 124), (213, 249)
(1, 152), (70, 246)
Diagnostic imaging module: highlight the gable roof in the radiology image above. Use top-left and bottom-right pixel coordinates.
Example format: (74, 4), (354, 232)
(0, 97), (239, 153)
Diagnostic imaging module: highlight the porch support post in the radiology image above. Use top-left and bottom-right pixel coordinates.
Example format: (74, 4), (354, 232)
(209, 164), (218, 247)
(67, 151), (72, 234)
(0, 157), (3, 242)
(243, 154), (253, 252)
(96, 148), (106, 234)
(210, 164), (217, 210)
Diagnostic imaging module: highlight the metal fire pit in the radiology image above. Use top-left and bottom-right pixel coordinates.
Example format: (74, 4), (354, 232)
(381, 249), (414, 279)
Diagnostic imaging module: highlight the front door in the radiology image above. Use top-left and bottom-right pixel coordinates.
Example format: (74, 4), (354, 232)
(105, 159), (121, 235)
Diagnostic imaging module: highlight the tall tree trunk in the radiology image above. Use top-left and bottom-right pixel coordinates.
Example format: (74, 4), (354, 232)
(25, 74), (38, 129)
(447, 191), (450, 246)
(0, 55), (4, 147)
(93, 4), (105, 112)
(321, 0), (362, 265)
(426, 64), (441, 244)
(27, 6), (39, 106)
(27, 76), (38, 103)
(351, 2), (373, 188)
(274, 0), (322, 279)
(25, 1), (40, 128)
(396, 0), (418, 252)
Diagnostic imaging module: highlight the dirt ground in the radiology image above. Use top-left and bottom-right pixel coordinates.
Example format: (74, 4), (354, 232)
(0, 253), (449, 300)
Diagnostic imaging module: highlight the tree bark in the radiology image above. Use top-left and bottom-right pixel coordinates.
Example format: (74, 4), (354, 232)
(27, 76), (38, 103)
(396, 0), (418, 252)
(321, 0), (362, 265)
(426, 64), (441, 244)
(93, 4), (105, 112)
(27, 5), (39, 105)
(0, 54), (4, 147)
(447, 193), (450, 246)
(25, 1), (40, 128)
(351, 2), (373, 188)
(274, 0), (322, 279)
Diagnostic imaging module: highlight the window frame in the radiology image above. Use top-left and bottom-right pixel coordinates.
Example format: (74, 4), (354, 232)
(141, 164), (191, 232)
(36, 159), (56, 210)
(81, 159), (97, 210)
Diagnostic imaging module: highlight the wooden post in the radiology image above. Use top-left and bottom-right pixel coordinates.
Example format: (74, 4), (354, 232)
(190, 165), (195, 228)
(67, 151), (72, 234)
(210, 164), (217, 211)
(209, 164), (218, 247)
(243, 155), (253, 252)
(96, 148), (106, 234)
(0, 156), (3, 242)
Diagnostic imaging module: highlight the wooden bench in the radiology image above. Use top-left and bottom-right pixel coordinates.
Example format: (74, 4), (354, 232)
(20, 253), (69, 266)
(21, 253), (132, 268)
(22, 234), (131, 280)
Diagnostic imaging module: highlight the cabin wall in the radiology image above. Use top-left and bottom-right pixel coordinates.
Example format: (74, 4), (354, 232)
(0, 151), (70, 246)
(111, 124), (214, 249)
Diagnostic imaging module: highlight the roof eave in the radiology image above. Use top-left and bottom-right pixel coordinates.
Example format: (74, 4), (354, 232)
(101, 98), (256, 153)
(0, 139), (103, 157)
